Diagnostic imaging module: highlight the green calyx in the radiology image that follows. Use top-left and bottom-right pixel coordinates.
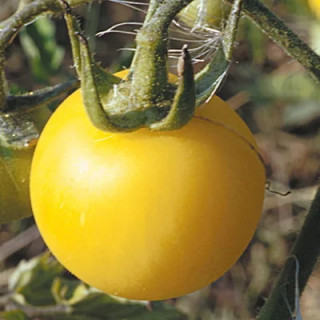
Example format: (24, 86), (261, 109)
(59, 0), (243, 133)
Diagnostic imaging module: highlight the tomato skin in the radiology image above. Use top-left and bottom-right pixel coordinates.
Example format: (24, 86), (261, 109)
(179, 0), (230, 28)
(0, 107), (51, 224)
(309, 0), (320, 17)
(30, 76), (265, 300)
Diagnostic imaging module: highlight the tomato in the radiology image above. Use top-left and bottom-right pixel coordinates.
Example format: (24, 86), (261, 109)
(30, 71), (265, 300)
(0, 107), (51, 224)
(309, 0), (320, 17)
(178, 0), (230, 28)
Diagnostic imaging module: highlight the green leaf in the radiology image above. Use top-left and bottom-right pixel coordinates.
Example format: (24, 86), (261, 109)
(9, 253), (63, 306)
(52, 278), (89, 305)
(72, 290), (186, 320)
(128, 309), (187, 320)
(72, 291), (146, 318)
(0, 112), (39, 150)
(0, 310), (29, 320)
(45, 316), (103, 320)
(7, 253), (186, 320)
(19, 16), (64, 83)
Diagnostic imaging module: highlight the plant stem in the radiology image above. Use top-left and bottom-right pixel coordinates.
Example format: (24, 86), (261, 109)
(12, 302), (72, 318)
(1, 0), (320, 81)
(128, 0), (193, 113)
(257, 186), (320, 320)
(143, 0), (165, 25)
(0, 0), (94, 50)
(0, 0), (88, 110)
(226, 0), (320, 82)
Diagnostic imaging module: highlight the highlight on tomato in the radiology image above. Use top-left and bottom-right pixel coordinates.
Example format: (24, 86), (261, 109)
(30, 70), (265, 301)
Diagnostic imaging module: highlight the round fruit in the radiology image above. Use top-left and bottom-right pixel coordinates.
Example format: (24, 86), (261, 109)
(30, 72), (265, 300)
(309, 0), (320, 18)
(178, 0), (230, 29)
(0, 107), (51, 224)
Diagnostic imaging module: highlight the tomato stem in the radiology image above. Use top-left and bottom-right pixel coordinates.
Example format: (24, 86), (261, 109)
(257, 186), (320, 320)
(60, 0), (201, 131)
(1, 0), (319, 84)
(225, 0), (320, 83)
(4, 80), (79, 113)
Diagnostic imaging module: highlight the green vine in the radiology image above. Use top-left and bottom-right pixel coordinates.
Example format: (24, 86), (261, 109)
(226, 0), (320, 82)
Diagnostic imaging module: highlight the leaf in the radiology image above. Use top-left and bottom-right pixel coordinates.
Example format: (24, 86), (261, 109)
(0, 310), (29, 320)
(45, 315), (103, 320)
(19, 16), (64, 83)
(0, 112), (39, 150)
(72, 291), (146, 318)
(7, 253), (186, 320)
(9, 253), (63, 306)
(283, 101), (320, 133)
(52, 278), (89, 305)
(71, 291), (186, 320)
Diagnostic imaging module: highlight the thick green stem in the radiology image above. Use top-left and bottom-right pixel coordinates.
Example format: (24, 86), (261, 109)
(257, 186), (320, 320)
(226, 0), (320, 82)
(130, 0), (193, 107)
(143, 0), (165, 25)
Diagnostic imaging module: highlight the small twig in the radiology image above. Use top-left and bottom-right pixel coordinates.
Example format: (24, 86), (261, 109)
(226, 91), (250, 110)
(263, 185), (317, 211)
(0, 225), (41, 262)
(8, 303), (72, 318)
(265, 181), (291, 197)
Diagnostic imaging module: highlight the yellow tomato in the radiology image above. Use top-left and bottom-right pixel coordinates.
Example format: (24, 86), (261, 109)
(30, 72), (265, 300)
(309, 0), (320, 18)
(0, 107), (51, 224)
(179, 0), (230, 28)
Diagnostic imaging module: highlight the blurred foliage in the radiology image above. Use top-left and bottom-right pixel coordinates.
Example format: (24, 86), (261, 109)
(1, 253), (186, 320)
(0, 0), (320, 319)
(19, 17), (64, 83)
